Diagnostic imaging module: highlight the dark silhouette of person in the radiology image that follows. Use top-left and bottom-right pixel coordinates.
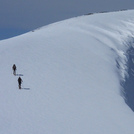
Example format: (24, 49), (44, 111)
(12, 64), (17, 75)
(18, 77), (23, 89)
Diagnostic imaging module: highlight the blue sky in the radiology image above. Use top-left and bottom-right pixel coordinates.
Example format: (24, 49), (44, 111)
(0, 0), (134, 40)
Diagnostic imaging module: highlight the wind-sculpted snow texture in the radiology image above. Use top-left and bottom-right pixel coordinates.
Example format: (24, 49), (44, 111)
(123, 39), (134, 111)
(0, 10), (134, 134)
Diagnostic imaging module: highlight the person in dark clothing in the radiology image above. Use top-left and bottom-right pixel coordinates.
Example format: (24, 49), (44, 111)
(12, 64), (17, 75)
(18, 77), (23, 89)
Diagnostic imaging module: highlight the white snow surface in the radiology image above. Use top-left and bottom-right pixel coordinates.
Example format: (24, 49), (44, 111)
(1, 10), (134, 134)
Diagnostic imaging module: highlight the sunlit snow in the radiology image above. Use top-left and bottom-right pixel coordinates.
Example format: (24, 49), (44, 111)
(0, 10), (134, 134)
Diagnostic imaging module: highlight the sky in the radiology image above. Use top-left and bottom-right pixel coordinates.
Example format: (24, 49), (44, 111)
(0, 0), (134, 40)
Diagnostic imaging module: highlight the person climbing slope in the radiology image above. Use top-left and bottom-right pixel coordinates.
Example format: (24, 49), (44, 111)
(12, 64), (17, 75)
(18, 77), (23, 89)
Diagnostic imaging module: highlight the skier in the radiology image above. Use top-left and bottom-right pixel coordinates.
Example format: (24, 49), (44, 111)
(12, 64), (17, 75)
(18, 77), (23, 89)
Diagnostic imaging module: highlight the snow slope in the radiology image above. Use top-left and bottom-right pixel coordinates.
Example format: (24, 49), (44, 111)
(0, 10), (134, 134)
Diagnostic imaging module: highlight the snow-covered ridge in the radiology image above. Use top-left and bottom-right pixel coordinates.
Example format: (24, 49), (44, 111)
(0, 10), (134, 134)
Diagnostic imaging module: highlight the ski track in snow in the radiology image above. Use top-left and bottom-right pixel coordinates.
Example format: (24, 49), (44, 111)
(0, 10), (134, 134)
